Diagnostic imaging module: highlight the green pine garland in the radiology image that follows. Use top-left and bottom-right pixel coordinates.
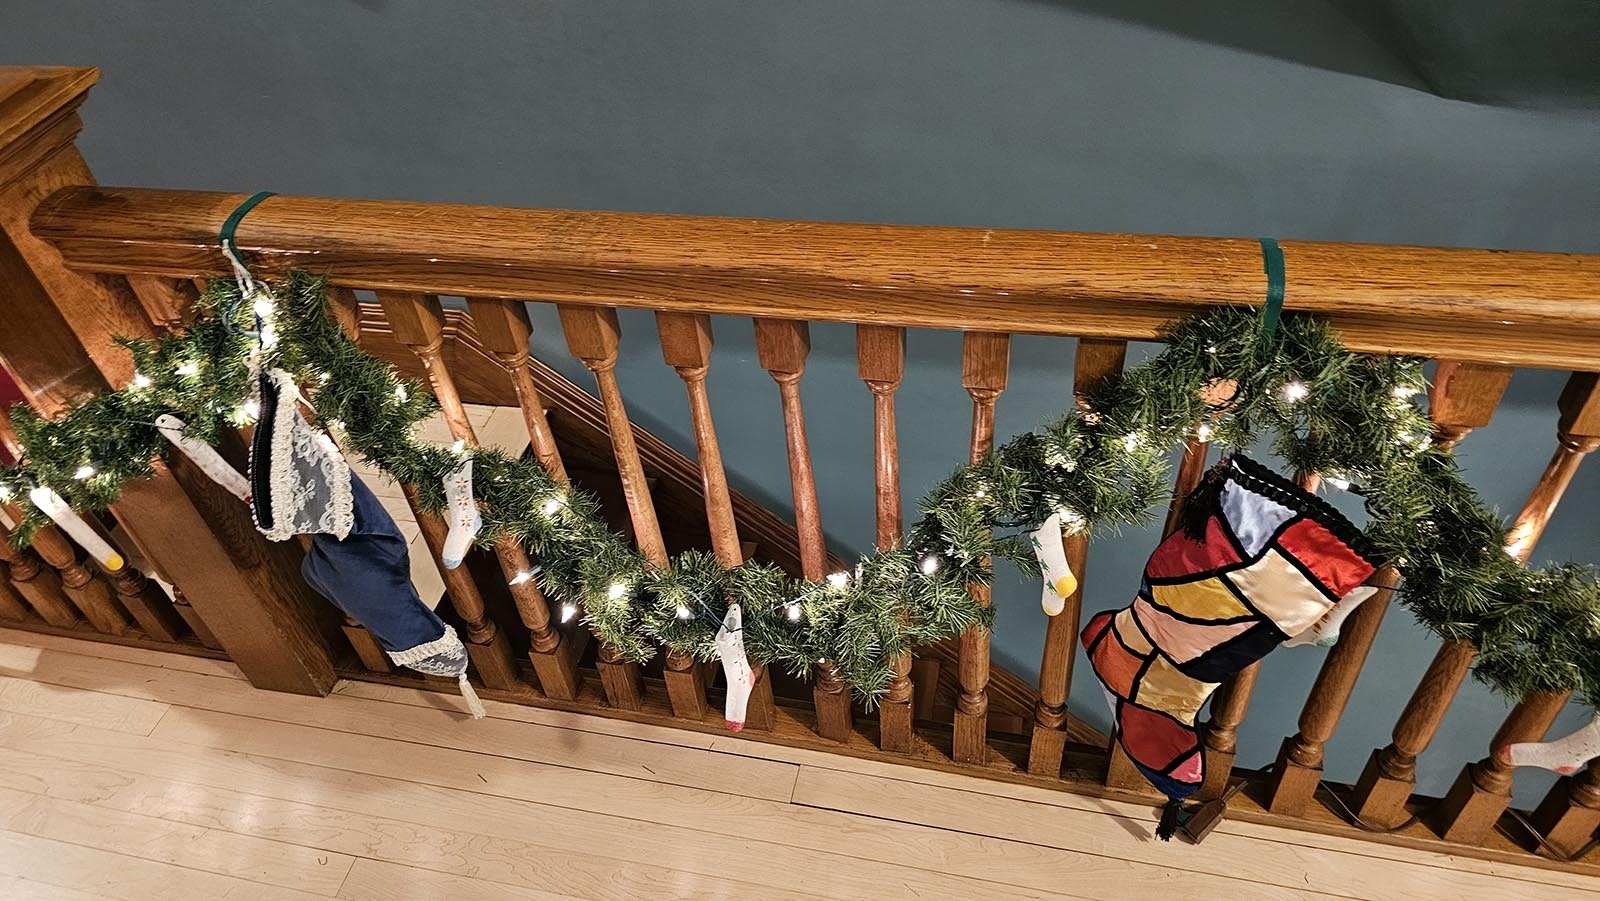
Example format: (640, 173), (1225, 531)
(3, 273), (1597, 710)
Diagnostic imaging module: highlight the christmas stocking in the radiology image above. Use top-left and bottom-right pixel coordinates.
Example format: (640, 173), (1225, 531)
(1498, 715), (1600, 775)
(27, 486), (125, 572)
(1283, 585), (1379, 647)
(1081, 455), (1378, 837)
(249, 369), (354, 541)
(715, 603), (756, 732)
(440, 453), (481, 570)
(156, 414), (252, 503)
(1029, 509), (1079, 616)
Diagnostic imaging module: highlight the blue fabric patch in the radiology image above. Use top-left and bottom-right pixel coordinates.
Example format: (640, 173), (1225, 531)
(1220, 478), (1294, 557)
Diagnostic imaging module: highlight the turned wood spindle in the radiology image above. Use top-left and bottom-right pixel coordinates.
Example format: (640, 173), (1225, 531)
(0, 515), (80, 628)
(460, 297), (588, 699)
(375, 291), (524, 692)
(857, 324), (913, 753)
(754, 318), (853, 742)
(1431, 373), (1600, 851)
(17, 517), (132, 635)
(557, 304), (678, 713)
(1030, 338), (1125, 778)
(1346, 363), (1518, 826)
(658, 311), (777, 730)
(952, 331), (1010, 765)
(0, 560), (30, 623)
(1261, 362), (1504, 814)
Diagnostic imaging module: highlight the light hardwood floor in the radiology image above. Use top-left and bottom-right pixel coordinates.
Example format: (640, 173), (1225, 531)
(0, 629), (1591, 900)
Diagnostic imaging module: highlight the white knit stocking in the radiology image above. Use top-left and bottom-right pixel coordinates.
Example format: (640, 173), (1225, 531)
(1499, 715), (1600, 775)
(1284, 586), (1379, 648)
(441, 454), (481, 570)
(155, 414), (251, 503)
(27, 486), (125, 572)
(1029, 510), (1079, 616)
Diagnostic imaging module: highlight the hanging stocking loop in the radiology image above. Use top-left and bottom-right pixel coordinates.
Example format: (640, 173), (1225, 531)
(1254, 237), (1285, 362)
(217, 191), (277, 335)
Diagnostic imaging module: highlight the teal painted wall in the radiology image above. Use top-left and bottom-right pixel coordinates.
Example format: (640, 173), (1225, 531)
(6, 0), (1597, 804)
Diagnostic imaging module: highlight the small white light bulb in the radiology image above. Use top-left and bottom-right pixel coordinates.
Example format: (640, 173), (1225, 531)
(239, 399), (260, 421)
(606, 581), (628, 601)
(1195, 423), (1213, 443)
(920, 555), (940, 575)
(973, 488), (987, 499)
(0, 484), (12, 500)
(131, 372), (152, 389)
(1122, 432), (1141, 453)
(72, 464), (97, 480)
(541, 496), (565, 517)
(317, 371), (332, 384)
(1326, 476), (1351, 491)
(560, 602), (578, 623)
(1282, 381), (1310, 403)
(174, 363), (199, 376)
(394, 385), (408, 401)
(785, 602), (802, 622)
(1205, 344), (1218, 355)
(252, 294), (276, 319)
(1058, 507), (1087, 533)
(509, 571), (533, 586)
(1392, 385), (1417, 399)
(675, 604), (692, 620)
(826, 571), (850, 590)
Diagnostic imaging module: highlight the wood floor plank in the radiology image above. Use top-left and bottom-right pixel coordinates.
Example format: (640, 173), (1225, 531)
(0, 640), (796, 801)
(337, 858), (579, 901)
(114, 708), (1302, 900)
(0, 743), (825, 901)
(0, 674), (168, 735)
(0, 784), (354, 896)
(0, 628), (241, 679)
(793, 766), (1593, 901)
(0, 873), (114, 901)
(710, 732), (1600, 893)
(0, 827), (329, 900)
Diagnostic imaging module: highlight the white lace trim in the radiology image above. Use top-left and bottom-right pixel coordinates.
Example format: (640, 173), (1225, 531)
(262, 370), (299, 541)
(387, 623), (466, 668)
(260, 369), (353, 541)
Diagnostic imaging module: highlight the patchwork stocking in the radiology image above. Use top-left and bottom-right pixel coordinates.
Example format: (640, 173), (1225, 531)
(441, 453), (481, 570)
(1081, 455), (1378, 834)
(1498, 715), (1600, 775)
(715, 603), (756, 732)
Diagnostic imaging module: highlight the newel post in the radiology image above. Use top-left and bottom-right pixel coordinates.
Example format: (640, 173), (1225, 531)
(0, 66), (337, 694)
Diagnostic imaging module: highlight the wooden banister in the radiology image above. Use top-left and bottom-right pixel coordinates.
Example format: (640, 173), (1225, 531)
(857, 324), (911, 753)
(953, 331), (1010, 765)
(32, 187), (1600, 371)
(1030, 338), (1125, 778)
(0, 518), (79, 627)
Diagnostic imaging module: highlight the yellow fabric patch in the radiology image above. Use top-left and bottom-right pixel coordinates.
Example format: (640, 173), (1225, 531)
(1052, 572), (1079, 599)
(1149, 577), (1251, 622)
(1114, 608), (1153, 655)
(1133, 656), (1218, 726)
(1224, 548), (1334, 636)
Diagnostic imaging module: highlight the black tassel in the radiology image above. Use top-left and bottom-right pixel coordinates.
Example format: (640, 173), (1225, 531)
(1178, 457), (1232, 540)
(1155, 798), (1184, 842)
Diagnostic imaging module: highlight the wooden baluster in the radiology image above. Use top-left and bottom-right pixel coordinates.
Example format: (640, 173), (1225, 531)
(1265, 364), (1512, 814)
(14, 512), (132, 635)
(0, 516), (80, 628)
(754, 319), (853, 742)
(953, 331), (1011, 765)
(460, 297), (585, 699)
(857, 324), (912, 752)
(97, 548), (186, 642)
(558, 304), (669, 712)
(171, 587), (223, 650)
(1032, 339), (1125, 777)
(0, 559), (30, 622)
(465, 298), (569, 483)
(657, 311), (777, 730)
(1476, 374), (1600, 855)
(374, 291), (523, 692)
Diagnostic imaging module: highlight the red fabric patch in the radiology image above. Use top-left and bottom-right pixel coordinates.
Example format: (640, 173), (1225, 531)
(1144, 514), (1244, 580)
(1088, 625), (1144, 701)
(1275, 518), (1375, 597)
(1080, 610), (1114, 650)
(1119, 702), (1199, 771)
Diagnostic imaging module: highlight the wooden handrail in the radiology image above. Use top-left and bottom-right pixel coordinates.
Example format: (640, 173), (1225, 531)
(29, 187), (1600, 371)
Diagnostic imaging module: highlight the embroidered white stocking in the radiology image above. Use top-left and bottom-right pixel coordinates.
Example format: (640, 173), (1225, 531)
(441, 454), (481, 570)
(1499, 715), (1600, 775)
(155, 414), (251, 503)
(715, 603), (756, 732)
